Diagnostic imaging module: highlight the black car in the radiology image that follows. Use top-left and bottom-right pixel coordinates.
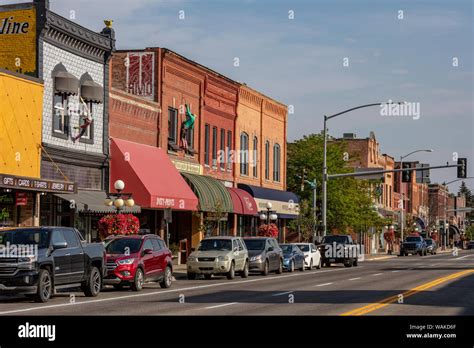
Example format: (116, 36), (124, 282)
(400, 236), (427, 256)
(467, 241), (474, 250)
(0, 227), (106, 302)
(317, 235), (359, 267)
(243, 237), (283, 275)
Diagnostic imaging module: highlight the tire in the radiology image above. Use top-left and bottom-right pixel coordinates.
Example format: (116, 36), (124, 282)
(131, 268), (144, 291)
(83, 266), (101, 297)
(226, 262), (235, 280)
(324, 262), (331, 268)
(261, 260), (269, 276)
(344, 260), (353, 268)
(299, 260), (305, 271)
(276, 259), (283, 274)
(288, 260), (294, 272)
(316, 258), (322, 269)
(241, 261), (249, 278)
(309, 259), (313, 270)
(160, 266), (172, 288)
(418, 251), (423, 256)
(204, 274), (212, 280)
(35, 268), (52, 303)
(187, 272), (196, 280)
(353, 258), (358, 267)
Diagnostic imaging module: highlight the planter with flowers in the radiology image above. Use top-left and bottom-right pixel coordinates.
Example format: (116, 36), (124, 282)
(258, 223), (279, 239)
(98, 213), (140, 240)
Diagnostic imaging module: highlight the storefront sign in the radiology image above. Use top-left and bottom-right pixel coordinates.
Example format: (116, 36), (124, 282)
(0, 7), (37, 76)
(152, 196), (186, 210)
(171, 159), (202, 175)
(254, 198), (299, 217)
(15, 192), (27, 206)
(126, 52), (154, 99)
(0, 174), (77, 193)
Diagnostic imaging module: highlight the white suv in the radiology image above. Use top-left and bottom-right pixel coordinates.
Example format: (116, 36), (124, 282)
(294, 243), (321, 269)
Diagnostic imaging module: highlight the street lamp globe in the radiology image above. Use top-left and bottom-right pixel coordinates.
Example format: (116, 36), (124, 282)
(390, 225), (394, 230)
(384, 225), (388, 230)
(125, 198), (135, 207)
(266, 202), (273, 210)
(104, 198), (113, 206)
(270, 213), (278, 221)
(114, 180), (125, 191)
(114, 198), (124, 208)
(259, 213), (267, 221)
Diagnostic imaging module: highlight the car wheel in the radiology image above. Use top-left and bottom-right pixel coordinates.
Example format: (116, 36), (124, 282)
(83, 266), (101, 297)
(160, 266), (172, 288)
(344, 261), (352, 268)
(316, 258), (322, 269)
(324, 262), (331, 268)
(299, 260), (305, 271)
(241, 261), (249, 278)
(35, 268), (52, 303)
(131, 268), (144, 291)
(187, 272), (196, 280)
(353, 258), (358, 267)
(276, 259), (283, 274)
(226, 262), (235, 280)
(204, 274), (212, 280)
(309, 259), (313, 270)
(261, 260), (269, 276)
(418, 251), (423, 256)
(289, 260), (294, 272)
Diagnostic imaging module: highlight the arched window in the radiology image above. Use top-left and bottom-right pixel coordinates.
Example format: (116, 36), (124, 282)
(273, 143), (281, 182)
(265, 141), (270, 180)
(240, 132), (249, 175)
(253, 136), (258, 177)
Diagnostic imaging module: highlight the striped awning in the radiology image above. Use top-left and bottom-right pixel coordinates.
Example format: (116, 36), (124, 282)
(181, 173), (233, 213)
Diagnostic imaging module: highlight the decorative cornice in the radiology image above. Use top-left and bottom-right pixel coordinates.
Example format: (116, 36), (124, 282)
(43, 10), (113, 63)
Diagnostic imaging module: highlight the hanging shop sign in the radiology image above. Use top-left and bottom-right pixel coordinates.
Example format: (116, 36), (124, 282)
(126, 52), (155, 99)
(15, 192), (27, 206)
(0, 174), (77, 194)
(171, 159), (202, 175)
(0, 7), (37, 76)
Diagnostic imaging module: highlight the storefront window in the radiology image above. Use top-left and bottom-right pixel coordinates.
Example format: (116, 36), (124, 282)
(0, 193), (15, 227)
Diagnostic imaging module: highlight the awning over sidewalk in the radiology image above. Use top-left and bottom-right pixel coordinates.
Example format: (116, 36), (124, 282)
(237, 184), (300, 219)
(181, 173), (233, 213)
(110, 138), (199, 211)
(227, 188), (257, 215)
(55, 190), (140, 214)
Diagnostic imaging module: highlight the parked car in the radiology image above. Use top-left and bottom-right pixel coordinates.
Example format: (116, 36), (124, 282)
(0, 227), (106, 303)
(467, 241), (474, 250)
(294, 243), (322, 269)
(317, 235), (359, 267)
(186, 236), (249, 280)
(425, 238), (437, 255)
(280, 244), (305, 272)
(243, 237), (283, 275)
(104, 234), (173, 291)
(400, 236), (427, 256)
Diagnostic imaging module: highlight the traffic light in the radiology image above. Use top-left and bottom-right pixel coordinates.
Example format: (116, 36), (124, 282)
(457, 158), (467, 178)
(402, 163), (412, 183)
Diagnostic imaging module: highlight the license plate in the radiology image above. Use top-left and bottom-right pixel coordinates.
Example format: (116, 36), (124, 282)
(329, 259), (335, 262)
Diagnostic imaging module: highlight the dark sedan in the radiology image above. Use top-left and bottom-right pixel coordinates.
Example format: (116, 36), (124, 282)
(280, 244), (305, 272)
(468, 241), (474, 250)
(243, 237), (283, 275)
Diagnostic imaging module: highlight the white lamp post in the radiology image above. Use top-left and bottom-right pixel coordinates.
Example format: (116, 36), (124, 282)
(105, 179), (135, 213)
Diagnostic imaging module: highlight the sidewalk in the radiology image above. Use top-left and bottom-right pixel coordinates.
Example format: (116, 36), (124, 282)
(364, 248), (455, 261)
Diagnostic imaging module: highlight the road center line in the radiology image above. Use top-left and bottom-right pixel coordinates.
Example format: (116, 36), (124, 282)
(349, 277), (361, 281)
(314, 282), (333, 287)
(205, 302), (238, 309)
(372, 273), (383, 276)
(0, 266), (361, 315)
(391, 270), (400, 273)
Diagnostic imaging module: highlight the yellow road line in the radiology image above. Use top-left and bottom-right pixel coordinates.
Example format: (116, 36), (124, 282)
(341, 269), (474, 316)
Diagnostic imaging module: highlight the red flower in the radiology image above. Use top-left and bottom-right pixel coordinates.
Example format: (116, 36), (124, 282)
(258, 223), (279, 238)
(98, 214), (140, 239)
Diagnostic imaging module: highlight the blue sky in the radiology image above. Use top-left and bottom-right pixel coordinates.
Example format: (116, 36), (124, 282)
(3, 0), (473, 192)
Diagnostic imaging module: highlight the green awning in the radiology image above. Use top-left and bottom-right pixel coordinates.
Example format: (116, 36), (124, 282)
(181, 173), (233, 213)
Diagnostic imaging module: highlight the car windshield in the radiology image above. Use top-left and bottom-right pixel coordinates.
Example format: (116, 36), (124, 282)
(0, 229), (50, 249)
(425, 240), (433, 245)
(280, 245), (293, 254)
(106, 238), (142, 255)
(405, 237), (421, 242)
(198, 239), (232, 251)
(322, 236), (349, 244)
(296, 244), (309, 252)
(244, 239), (265, 251)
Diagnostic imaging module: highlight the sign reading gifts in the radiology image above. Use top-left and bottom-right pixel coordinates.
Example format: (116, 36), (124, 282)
(0, 7), (37, 76)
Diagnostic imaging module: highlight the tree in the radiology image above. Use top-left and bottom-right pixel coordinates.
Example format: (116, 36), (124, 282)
(287, 133), (384, 234)
(458, 181), (472, 206)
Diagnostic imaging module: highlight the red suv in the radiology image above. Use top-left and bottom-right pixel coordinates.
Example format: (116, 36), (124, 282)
(104, 234), (173, 291)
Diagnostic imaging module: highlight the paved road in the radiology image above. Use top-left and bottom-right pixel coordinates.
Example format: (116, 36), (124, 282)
(1, 250), (473, 315)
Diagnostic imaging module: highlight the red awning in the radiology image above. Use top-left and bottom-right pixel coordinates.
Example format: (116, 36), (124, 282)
(227, 188), (258, 215)
(110, 138), (198, 210)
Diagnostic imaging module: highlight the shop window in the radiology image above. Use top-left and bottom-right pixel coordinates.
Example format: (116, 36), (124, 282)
(227, 130), (232, 171)
(168, 108), (180, 151)
(53, 93), (70, 137)
(253, 136), (258, 178)
(204, 124), (210, 165)
(212, 126), (218, 167)
(240, 132), (249, 175)
(273, 143), (281, 182)
(265, 141), (270, 180)
(220, 128), (225, 169)
(78, 101), (93, 142)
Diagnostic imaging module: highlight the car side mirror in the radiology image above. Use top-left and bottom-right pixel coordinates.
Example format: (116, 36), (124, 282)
(234, 247), (239, 252)
(52, 241), (67, 250)
(143, 248), (153, 255)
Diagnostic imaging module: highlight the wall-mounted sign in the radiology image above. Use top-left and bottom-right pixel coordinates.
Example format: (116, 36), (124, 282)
(0, 7), (37, 76)
(126, 52), (154, 99)
(0, 174), (77, 194)
(15, 192), (27, 206)
(171, 159), (202, 175)
(0, 194), (14, 205)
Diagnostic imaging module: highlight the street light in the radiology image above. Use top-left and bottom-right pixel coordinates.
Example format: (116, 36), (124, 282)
(259, 201), (278, 238)
(322, 102), (404, 237)
(399, 149), (434, 242)
(105, 179), (135, 213)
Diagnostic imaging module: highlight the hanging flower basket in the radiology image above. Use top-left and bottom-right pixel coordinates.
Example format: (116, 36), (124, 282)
(258, 223), (279, 238)
(98, 213), (140, 239)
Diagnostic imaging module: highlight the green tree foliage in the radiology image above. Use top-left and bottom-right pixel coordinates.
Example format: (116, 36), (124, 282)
(287, 133), (384, 234)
